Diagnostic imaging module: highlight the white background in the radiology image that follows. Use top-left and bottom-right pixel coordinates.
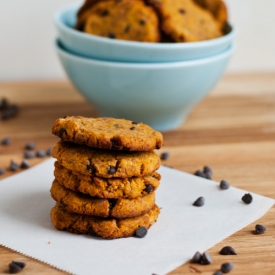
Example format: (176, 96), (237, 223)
(0, 0), (275, 81)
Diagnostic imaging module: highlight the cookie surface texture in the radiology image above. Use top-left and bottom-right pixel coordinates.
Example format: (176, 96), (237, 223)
(82, 0), (160, 42)
(52, 116), (163, 151)
(54, 161), (160, 199)
(148, 0), (222, 42)
(52, 141), (161, 178)
(51, 203), (160, 239)
(50, 179), (156, 218)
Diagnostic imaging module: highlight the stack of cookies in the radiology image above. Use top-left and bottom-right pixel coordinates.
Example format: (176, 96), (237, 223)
(50, 116), (163, 239)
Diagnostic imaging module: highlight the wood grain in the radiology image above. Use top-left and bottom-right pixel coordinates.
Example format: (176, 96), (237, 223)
(0, 73), (275, 274)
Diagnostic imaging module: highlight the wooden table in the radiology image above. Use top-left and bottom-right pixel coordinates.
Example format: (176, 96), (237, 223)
(0, 73), (274, 274)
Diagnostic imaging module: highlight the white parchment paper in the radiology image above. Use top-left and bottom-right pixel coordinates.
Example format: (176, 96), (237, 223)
(0, 159), (274, 275)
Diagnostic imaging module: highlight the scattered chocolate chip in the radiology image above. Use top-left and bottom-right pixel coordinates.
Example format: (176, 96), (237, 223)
(46, 148), (52, 156)
(108, 166), (116, 174)
(221, 262), (234, 273)
(132, 121), (139, 124)
(193, 197), (205, 207)
(191, 251), (202, 263)
(194, 170), (205, 178)
(12, 261), (26, 269)
(10, 160), (19, 171)
(203, 166), (212, 176)
(8, 262), (22, 274)
(242, 193), (253, 204)
(220, 180), (230, 190)
(204, 172), (212, 180)
(36, 150), (46, 158)
(58, 128), (67, 138)
(130, 127), (135, 130)
(124, 24), (131, 33)
(255, 224), (266, 234)
(0, 167), (5, 175)
(213, 271), (223, 275)
(1, 137), (11, 145)
(1, 104), (19, 120)
(219, 246), (237, 255)
(160, 152), (170, 160)
(25, 142), (35, 150)
(86, 164), (94, 173)
(108, 199), (117, 210)
(144, 184), (153, 194)
(139, 19), (146, 25)
(201, 251), (212, 265)
(109, 32), (116, 39)
(24, 151), (35, 159)
(179, 8), (185, 14)
(101, 9), (109, 16)
(0, 98), (8, 110)
(135, 226), (147, 238)
(20, 160), (30, 169)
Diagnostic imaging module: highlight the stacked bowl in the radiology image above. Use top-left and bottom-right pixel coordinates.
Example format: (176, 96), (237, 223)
(54, 3), (235, 131)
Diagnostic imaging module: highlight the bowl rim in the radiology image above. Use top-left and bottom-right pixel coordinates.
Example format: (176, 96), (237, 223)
(54, 3), (236, 50)
(55, 38), (235, 68)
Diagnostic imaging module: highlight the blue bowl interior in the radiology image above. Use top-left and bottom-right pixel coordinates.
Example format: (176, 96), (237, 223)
(55, 4), (235, 63)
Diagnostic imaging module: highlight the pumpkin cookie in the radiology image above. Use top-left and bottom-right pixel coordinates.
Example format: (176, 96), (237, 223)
(193, 0), (221, 15)
(52, 116), (163, 151)
(51, 203), (160, 239)
(81, 0), (160, 42)
(214, 1), (228, 31)
(50, 179), (156, 218)
(52, 141), (161, 178)
(148, 0), (222, 42)
(54, 161), (160, 199)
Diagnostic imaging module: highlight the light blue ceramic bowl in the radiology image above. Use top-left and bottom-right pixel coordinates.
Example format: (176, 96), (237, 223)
(54, 3), (235, 63)
(55, 39), (234, 131)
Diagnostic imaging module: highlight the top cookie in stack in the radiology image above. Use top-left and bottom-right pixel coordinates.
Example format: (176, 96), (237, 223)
(50, 116), (163, 239)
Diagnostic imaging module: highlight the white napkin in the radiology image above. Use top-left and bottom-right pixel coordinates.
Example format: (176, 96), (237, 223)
(0, 159), (274, 275)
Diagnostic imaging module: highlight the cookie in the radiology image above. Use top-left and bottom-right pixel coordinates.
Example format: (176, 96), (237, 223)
(52, 141), (161, 178)
(51, 203), (160, 239)
(54, 161), (160, 199)
(214, 1), (228, 32)
(50, 179), (156, 218)
(52, 116), (163, 151)
(81, 0), (160, 42)
(148, 0), (222, 42)
(193, 0), (221, 15)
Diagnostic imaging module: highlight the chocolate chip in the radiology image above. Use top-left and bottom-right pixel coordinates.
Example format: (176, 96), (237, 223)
(1, 104), (19, 120)
(204, 172), (212, 180)
(108, 166), (116, 174)
(203, 166), (212, 175)
(179, 8), (185, 14)
(1, 137), (11, 145)
(193, 197), (205, 207)
(58, 128), (67, 138)
(63, 116), (68, 119)
(0, 98), (8, 110)
(25, 142), (35, 150)
(124, 24), (131, 33)
(46, 148), (52, 156)
(135, 226), (147, 238)
(36, 150), (46, 158)
(20, 160), (30, 169)
(219, 246), (237, 255)
(221, 262), (234, 273)
(220, 180), (230, 190)
(255, 224), (266, 234)
(111, 138), (120, 149)
(144, 184), (153, 194)
(86, 164), (94, 173)
(88, 227), (96, 236)
(201, 251), (212, 264)
(101, 9), (109, 16)
(132, 121), (139, 124)
(24, 151), (35, 159)
(194, 170), (205, 178)
(10, 160), (19, 171)
(160, 152), (170, 160)
(191, 251), (202, 263)
(139, 19), (146, 25)
(12, 261), (26, 269)
(130, 127), (135, 130)
(108, 199), (117, 210)
(242, 193), (253, 204)
(8, 262), (22, 274)
(213, 271), (223, 275)
(0, 167), (5, 175)
(109, 32), (116, 39)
